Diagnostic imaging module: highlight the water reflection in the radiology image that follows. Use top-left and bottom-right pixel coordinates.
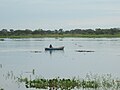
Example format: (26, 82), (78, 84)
(0, 64), (2, 68)
(5, 71), (15, 80)
(30, 51), (42, 53)
(45, 50), (64, 55)
(24, 69), (35, 75)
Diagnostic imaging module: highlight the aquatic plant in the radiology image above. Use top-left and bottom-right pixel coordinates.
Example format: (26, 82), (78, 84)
(17, 74), (120, 90)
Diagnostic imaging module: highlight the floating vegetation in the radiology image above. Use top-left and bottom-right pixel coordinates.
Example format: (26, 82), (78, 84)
(1, 70), (120, 90)
(30, 51), (42, 53)
(76, 50), (95, 52)
(17, 74), (120, 90)
(59, 39), (63, 41)
(0, 39), (4, 41)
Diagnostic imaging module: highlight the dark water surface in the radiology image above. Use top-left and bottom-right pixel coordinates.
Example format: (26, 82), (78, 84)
(0, 38), (120, 90)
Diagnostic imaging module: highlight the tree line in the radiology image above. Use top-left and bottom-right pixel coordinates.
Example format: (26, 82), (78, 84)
(0, 28), (120, 36)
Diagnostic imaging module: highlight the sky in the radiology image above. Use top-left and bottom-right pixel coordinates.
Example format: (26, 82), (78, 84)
(0, 0), (120, 30)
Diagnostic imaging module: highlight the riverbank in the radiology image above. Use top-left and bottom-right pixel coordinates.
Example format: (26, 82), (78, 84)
(0, 34), (120, 38)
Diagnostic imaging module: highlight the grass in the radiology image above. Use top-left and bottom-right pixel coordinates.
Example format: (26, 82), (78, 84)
(0, 34), (120, 38)
(17, 74), (120, 90)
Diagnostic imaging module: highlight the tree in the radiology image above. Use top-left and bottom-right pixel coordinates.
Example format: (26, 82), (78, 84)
(58, 29), (63, 35)
(24, 29), (32, 34)
(54, 29), (58, 34)
(0, 29), (8, 36)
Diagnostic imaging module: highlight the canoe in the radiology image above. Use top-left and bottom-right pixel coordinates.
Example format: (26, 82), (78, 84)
(45, 46), (64, 50)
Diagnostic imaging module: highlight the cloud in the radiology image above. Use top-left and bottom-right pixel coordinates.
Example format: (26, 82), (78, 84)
(63, 15), (120, 29)
(0, 0), (120, 30)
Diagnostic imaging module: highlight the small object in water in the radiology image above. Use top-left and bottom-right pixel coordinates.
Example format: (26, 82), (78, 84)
(34, 51), (41, 53)
(0, 39), (4, 41)
(76, 50), (94, 52)
(31, 51), (42, 53)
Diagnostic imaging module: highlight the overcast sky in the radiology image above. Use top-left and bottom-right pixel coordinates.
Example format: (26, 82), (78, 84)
(0, 0), (120, 30)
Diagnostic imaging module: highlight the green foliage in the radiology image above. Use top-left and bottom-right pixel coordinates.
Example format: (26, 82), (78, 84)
(0, 28), (120, 38)
(18, 74), (120, 90)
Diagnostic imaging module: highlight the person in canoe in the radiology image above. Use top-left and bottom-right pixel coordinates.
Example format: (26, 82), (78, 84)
(45, 45), (64, 50)
(49, 44), (53, 48)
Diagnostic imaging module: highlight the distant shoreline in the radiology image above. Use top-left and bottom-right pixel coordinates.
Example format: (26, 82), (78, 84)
(0, 34), (120, 38)
(1, 28), (120, 38)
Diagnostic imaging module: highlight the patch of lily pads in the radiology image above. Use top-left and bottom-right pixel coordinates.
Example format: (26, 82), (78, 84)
(17, 74), (120, 90)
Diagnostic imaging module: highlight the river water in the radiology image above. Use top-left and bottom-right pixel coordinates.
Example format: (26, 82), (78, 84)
(0, 38), (120, 90)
